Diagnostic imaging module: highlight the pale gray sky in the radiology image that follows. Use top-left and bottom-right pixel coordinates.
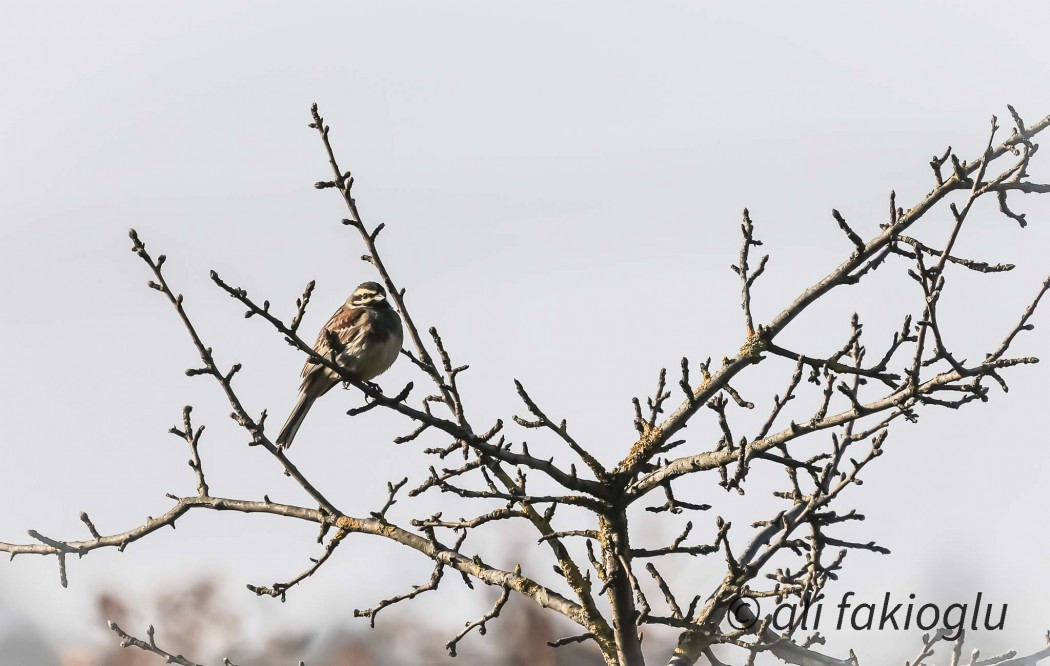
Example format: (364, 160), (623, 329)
(2, 2), (1049, 664)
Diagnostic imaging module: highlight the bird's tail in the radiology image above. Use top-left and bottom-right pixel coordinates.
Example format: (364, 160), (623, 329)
(276, 391), (316, 448)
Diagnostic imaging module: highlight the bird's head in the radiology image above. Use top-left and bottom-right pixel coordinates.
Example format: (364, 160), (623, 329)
(348, 281), (390, 308)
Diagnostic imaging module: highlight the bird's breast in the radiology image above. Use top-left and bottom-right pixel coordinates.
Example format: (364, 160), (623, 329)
(339, 308), (403, 381)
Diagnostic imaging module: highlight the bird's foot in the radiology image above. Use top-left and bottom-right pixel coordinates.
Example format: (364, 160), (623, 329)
(364, 380), (383, 394)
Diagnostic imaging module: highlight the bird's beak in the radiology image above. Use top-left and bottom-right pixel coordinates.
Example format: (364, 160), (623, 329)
(374, 293), (386, 301)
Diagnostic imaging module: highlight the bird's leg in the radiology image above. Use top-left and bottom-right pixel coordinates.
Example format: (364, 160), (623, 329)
(340, 380), (383, 394)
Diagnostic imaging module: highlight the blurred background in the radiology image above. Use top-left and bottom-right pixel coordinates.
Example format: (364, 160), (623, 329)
(2, 2), (1049, 664)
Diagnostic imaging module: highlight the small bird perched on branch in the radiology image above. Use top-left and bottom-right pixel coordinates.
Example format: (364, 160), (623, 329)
(276, 281), (404, 448)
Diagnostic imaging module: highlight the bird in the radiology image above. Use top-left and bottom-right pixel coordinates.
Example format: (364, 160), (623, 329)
(275, 281), (404, 448)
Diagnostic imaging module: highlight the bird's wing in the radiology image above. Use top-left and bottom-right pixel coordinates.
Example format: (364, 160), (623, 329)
(301, 305), (371, 378)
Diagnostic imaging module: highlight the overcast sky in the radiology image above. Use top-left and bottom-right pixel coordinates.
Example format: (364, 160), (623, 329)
(2, 2), (1050, 664)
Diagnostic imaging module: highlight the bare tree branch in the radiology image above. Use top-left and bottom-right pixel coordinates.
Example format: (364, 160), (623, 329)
(5, 105), (1050, 666)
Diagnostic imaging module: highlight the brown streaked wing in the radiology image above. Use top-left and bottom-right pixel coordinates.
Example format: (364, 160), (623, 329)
(300, 305), (371, 377)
